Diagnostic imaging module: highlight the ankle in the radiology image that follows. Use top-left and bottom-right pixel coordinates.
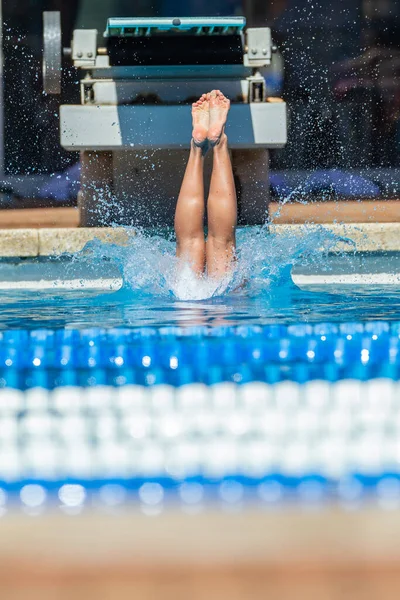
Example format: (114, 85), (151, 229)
(212, 133), (228, 150)
(191, 138), (208, 155)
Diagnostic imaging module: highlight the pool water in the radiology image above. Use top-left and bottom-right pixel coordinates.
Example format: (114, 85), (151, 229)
(1, 281), (400, 330)
(0, 227), (399, 329)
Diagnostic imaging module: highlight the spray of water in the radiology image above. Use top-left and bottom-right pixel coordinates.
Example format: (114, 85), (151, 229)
(79, 224), (353, 302)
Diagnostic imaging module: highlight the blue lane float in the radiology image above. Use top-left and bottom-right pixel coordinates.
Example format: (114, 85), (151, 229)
(1, 474), (400, 513)
(0, 321), (398, 389)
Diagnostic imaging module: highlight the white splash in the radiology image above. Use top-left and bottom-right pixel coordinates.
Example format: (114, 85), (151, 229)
(78, 224), (352, 301)
(169, 262), (233, 301)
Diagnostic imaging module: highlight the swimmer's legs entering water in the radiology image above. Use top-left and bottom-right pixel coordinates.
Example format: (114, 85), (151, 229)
(174, 90), (236, 279)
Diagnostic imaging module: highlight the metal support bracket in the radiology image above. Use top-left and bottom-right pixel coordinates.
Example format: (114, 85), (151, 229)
(247, 71), (267, 103)
(244, 28), (272, 67)
(72, 29), (98, 67)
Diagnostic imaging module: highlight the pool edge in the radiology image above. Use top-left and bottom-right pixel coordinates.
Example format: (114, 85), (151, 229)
(0, 223), (398, 257)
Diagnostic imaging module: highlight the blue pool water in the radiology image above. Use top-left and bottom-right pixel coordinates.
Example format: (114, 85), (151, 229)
(0, 227), (399, 329)
(1, 282), (400, 330)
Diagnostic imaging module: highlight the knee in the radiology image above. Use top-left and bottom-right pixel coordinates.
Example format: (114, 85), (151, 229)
(176, 235), (205, 253)
(207, 233), (235, 248)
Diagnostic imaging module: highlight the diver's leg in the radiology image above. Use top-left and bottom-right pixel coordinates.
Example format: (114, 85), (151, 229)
(206, 91), (237, 278)
(174, 95), (209, 275)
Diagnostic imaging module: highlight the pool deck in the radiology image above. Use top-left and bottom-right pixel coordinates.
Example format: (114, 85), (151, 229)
(0, 227), (132, 257)
(0, 200), (399, 229)
(0, 222), (399, 257)
(1, 506), (400, 599)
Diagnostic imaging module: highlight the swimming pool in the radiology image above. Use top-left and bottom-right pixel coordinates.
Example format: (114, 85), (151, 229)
(0, 223), (399, 512)
(0, 225), (399, 329)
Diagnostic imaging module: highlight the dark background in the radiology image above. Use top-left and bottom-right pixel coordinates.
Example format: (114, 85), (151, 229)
(2, 0), (400, 193)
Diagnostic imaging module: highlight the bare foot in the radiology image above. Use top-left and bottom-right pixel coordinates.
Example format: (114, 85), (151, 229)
(192, 94), (209, 147)
(208, 90), (230, 145)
